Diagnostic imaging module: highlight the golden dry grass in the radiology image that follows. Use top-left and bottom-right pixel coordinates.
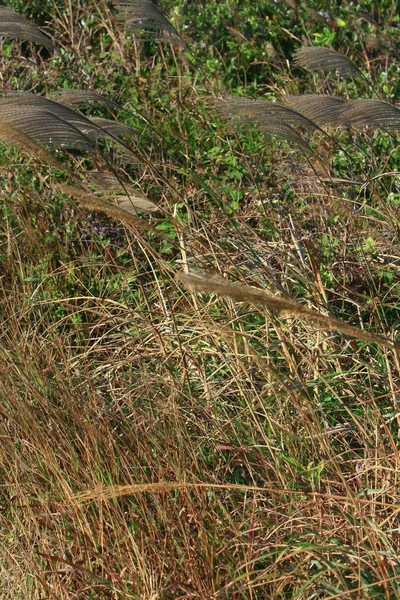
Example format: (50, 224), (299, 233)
(0, 0), (400, 598)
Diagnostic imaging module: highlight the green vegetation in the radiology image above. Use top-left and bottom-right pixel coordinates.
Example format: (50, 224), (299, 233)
(0, 0), (400, 597)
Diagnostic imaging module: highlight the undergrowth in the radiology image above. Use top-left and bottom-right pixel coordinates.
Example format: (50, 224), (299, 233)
(0, 0), (399, 598)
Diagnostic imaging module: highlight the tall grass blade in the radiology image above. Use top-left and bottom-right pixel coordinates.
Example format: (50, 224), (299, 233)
(345, 99), (400, 130)
(284, 96), (400, 131)
(0, 122), (65, 168)
(87, 117), (139, 139)
(49, 89), (120, 110)
(294, 46), (364, 79)
(0, 5), (54, 50)
(0, 92), (104, 144)
(113, 0), (181, 44)
(58, 185), (157, 231)
(0, 92), (141, 161)
(87, 171), (158, 212)
(222, 97), (320, 129)
(217, 97), (313, 150)
(176, 271), (399, 350)
(0, 106), (93, 151)
(284, 95), (350, 127)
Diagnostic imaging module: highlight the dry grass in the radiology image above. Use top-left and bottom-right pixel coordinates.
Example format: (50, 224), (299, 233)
(0, 218), (399, 597)
(0, 0), (400, 598)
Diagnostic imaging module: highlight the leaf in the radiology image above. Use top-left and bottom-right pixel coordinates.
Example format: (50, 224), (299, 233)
(294, 46), (364, 79)
(0, 5), (54, 50)
(113, 0), (181, 44)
